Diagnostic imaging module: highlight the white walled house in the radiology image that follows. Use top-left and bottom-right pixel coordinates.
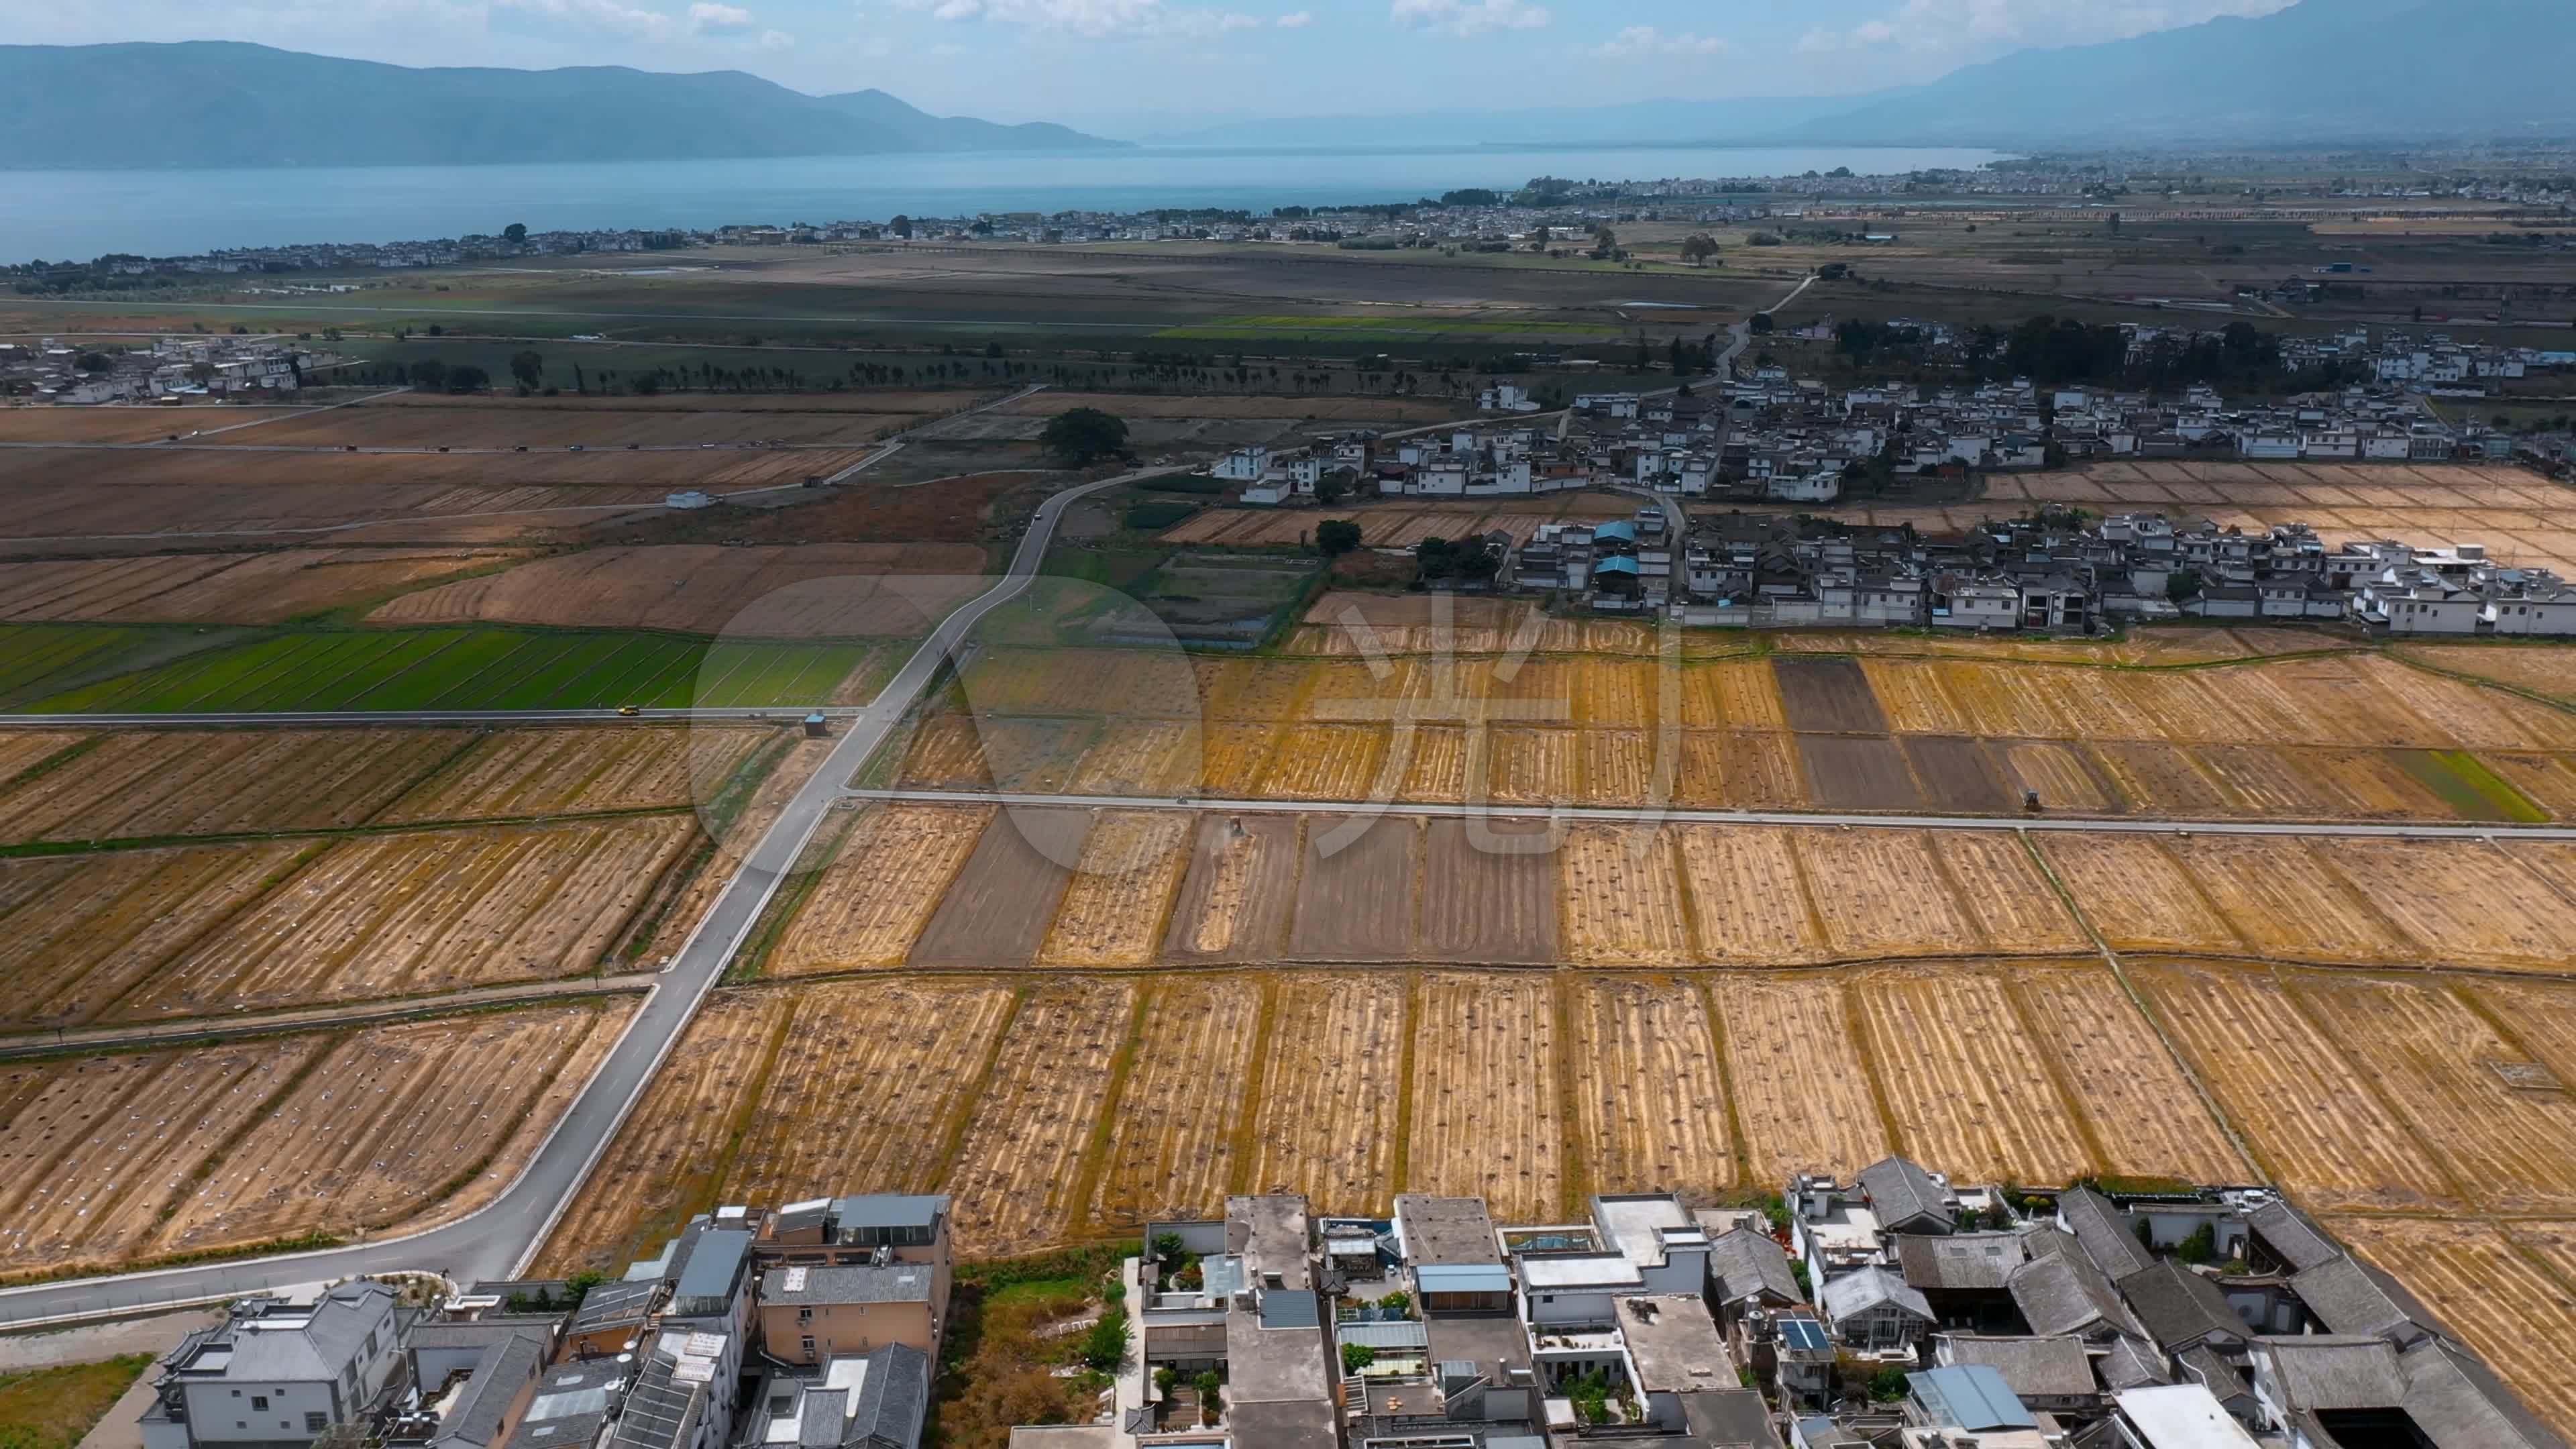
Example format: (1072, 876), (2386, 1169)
(1212, 445), (1271, 482)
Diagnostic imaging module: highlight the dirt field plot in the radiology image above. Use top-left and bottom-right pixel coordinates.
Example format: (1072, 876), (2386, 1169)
(1560, 825), (1693, 966)
(2006, 965), (2248, 1184)
(2316, 839), (2570, 971)
(1939, 834), (2092, 955)
(1798, 830), (1985, 960)
(1901, 736), (2013, 814)
(1038, 812), (1194, 968)
(2334, 1218), (2576, 1442)
(1095, 978), (1263, 1228)
(0, 407), (298, 443)
(2165, 836), (2419, 963)
(1676, 731), (1808, 810)
(1710, 973), (1892, 1185)
(1674, 826), (1825, 965)
(1678, 661), (1789, 731)
(531, 989), (792, 1276)
(771, 804), (991, 973)
(121, 817), (693, 1019)
(1245, 975), (1407, 1214)
(1067, 719), (1202, 798)
(0, 729), (81, 784)
(384, 726), (769, 822)
(2037, 835), (2241, 954)
(1256, 723), (1391, 801)
(0, 549), (521, 625)
(1797, 735), (1926, 812)
(1998, 741), (2118, 814)
(241, 400), (897, 450)
(2482, 753), (2576, 818)
(2294, 975), (2576, 1214)
(0, 729), (463, 843)
(2130, 959), (2449, 1212)
(1419, 817), (1558, 964)
(0, 1036), (327, 1277)
(1406, 974), (1563, 1223)
(2, 841), (312, 1028)
(1568, 977), (1734, 1197)
(1161, 812), (1303, 963)
(2087, 741), (2226, 816)
(2404, 644), (2576, 706)
(371, 544), (985, 637)
(1772, 657), (1888, 734)
(906, 808), (1085, 969)
(941, 980), (1136, 1256)
(1288, 815), (1419, 962)
(1484, 727), (1580, 806)
(154, 1003), (625, 1260)
(1849, 968), (2095, 1186)
(1858, 659), (1972, 735)
(727, 979), (1019, 1212)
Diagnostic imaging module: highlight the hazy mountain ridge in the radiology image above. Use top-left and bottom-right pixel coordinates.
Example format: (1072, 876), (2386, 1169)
(0, 42), (1123, 170)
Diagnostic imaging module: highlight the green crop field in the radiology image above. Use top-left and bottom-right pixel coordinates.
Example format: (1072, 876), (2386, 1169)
(0, 625), (245, 708)
(1155, 314), (1615, 343)
(21, 626), (897, 712)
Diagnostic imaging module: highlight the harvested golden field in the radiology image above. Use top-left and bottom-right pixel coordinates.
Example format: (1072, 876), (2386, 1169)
(0, 729), (462, 843)
(2190, 745), (2354, 819)
(2353, 653), (2576, 752)
(1994, 741), (2114, 813)
(1578, 729), (1661, 806)
(1939, 833), (2092, 953)
(2088, 741), (2229, 816)
(0, 548), (519, 625)
(2037, 835), (2241, 954)
(2165, 835), (2420, 963)
(941, 981), (1137, 1256)
(1711, 973), (1891, 1185)
(1256, 723), (1390, 800)
(368, 543), (985, 637)
(1068, 719), (1202, 798)
(1405, 974), (1563, 1223)
(2335, 1218), (2576, 1442)
(1937, 662), (2079, 739)
(894, 711), (994, 789)
(382, 727), (770, 822)
(531, 989), (792, 1277)
(728, 979), (1019, 1210)
(3, 841), (313, 1028)
(2478, 978), (2576, 1095)
(1485, 727), (1580, 804)
(1038, 812), (1194, 968)
(1798, 830), (1984, 959)
(153, 1004), (627, 1263)
(0, 1036), (329, 1278)
(2295, 975), (2576, 1214)
(1674, 826), (1825, 964)
(1197, 721), (1284, 796)
(2482, 753), (2576, 817)
(1245, 975), (1407, 1214)
(2131, 959), (2449, 1212)
(1676, 731), (1808, 810)
(2007, 965), (2247, 1184)
(122, 817), (694, 1018)
(2316, 839), (2571, 971)
(0, 730), (81, 784)
(1573, 658), (1660, 729)
(1567, 976), (1733, 1196)
(1857, 659), (1972, 735)
(1559, 825), (1693, 966)
(2404, 643), (2576, 706)
(1678, 661), (1788, 731)
(1094, 978), (1263, 1228)
(769, 804), (991, 974)
(1848, 967), (2094, 1186)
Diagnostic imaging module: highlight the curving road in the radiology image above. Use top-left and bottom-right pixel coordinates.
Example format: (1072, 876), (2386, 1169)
(0, 460), (1154, 1328)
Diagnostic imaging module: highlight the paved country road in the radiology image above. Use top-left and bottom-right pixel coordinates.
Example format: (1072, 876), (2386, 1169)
(0, 460), (1153, 1328)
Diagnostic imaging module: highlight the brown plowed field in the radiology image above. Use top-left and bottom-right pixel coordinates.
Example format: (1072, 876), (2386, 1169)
(1038, 812), (1194, 968)
(2130, 959), (2450, 1212)
(241, 400), (901, 448)
(2482, 753), (2576, 817)
(0, 407), (299, 443)
(1675, 731), (1807, 809)
(2006, 965), (2248, 1184)
(1772, 657), (1887, 734)
(531, 988), (792, 1277)
(0, 549), (521, 625)
(1560, 825), (1692, 966)
(1257, 723), (1391, 801)
(1095, 978), (1263, 1228)
(1244, 974), (1407, 1213)
(382, 726), (770, 822)
(1799, 735), (1927, 812)
(122, 817), (694, 1018)
(1799, 830), (1984, 959)
(2295, 975), (2576, 1214)
(2335, 1218), (2576, 1442)
(1711, 973), (1891, 1185)
(1939, 833), (2092, 954)
(0, 731), (82, 784)
(1996, 741), (2118, 813)
(771, 804), (991, 973)
(1068, 719), (1202, 797)
(1848, 968), (2094, 1185)
(1568, 976), (1733, 1196)
(906, 808), (1084, 968)
(2404, 644), (2576, 706)
(1675, 825), (1824, 965)
(728, 979), (1018, 1209)
(152, 1003), (627, 1262)
(1902, 736), (2012, 814)
(1288, 815), (1419, 961)
(2165, 836), (2419, 963)
(370, 544), (985, 637)
(4, 841), (312, 1028)
(1405, 974), (1562, 1223)
(941, 980), (1136, 1257)
(2316, 839), (2569, 971)
(0, 729), (463, 843)
(2088, 742), (2229, 816)
(2037, 835), (2241, 954)
(1419, 817), (1558, 964)
(0, 1036), (328, 1278)
(1161, 812), (1303, 962)
(1485, 727), (1580, 805)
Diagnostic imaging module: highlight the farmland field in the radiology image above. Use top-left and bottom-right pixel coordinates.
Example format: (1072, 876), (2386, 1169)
(2334, 1217), (2576, 1442)
(0, 549), (522, 625)
(769, 804), (991, 973)
(369, 543), (985, 637)
(1244, 974), (1407, 1214)
(1710, 973), (1892, 1185)
(1847, 967), (2096, 1186)
(2038, 835), (2241, 954)
(1403, 974), (1563, 1223)
(1037, 812), (1195, 968)
(1559, 825), (1693, 967)
(3, 840), (315, 1028)
(2316, 839), (2569, 970)
(1674, 826), (1823, 964)
(1798, 830), (1984, 960)
(1094, 977), (1263, 1228)
(2004, 964), (2249, 1184)
(1566, 976), (1734, 1197)
(938, 979), (1136, 1256)
(0, 729), (462, 843)
(380, 726), (773, 823)
(2163, 835), (2418, 963)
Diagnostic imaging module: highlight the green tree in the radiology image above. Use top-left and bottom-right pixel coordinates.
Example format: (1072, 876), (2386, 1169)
(1038, 407), (1130, 466)
(407, 358), (449, 390)
(185, 361), (217, 388)
(2178, 1223), (2218, 1265)
(1316, 519), (1362, 555)
(1748, 312), (1775, 335)
(508, 350), (544, 391)
(502, 222), (529, 245)
(890, 214), (913, 239)
(1081, 1307), (1131, 1372)
(2167, 568), (2204, 604)
(1680, 233), (1720, 265)
(1375, 1291), (1412, 1316)
(75, 351), (113, 374)
(1869, 1365), (1911, 1402)
(1316, 468), (1354, 506)
(1342, 1342), (1377, 1375)
(445, 363), (491, 393)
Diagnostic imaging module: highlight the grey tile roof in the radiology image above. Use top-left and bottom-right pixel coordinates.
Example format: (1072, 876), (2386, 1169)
(1709, 1228), (1801, 1306)
(1820, 1266), (1932, 1326)
(2245, 1199), (2343, 1273)
(762, 1263), (933, 1306)
(1858, 1157), (1953, 1232)
(2400, 1338), (2570, 1449)
(673, 1228), (752, 1303)
(1936, 1335), (2096, 1399)
(2254, 1335), (2405, 1411)
(2116, 1260), (2247, 1353)
(2175, 1345), (2247, 1405)
(1897, 1233), (2028, 1292)
(2292, 1256), (2447, 1344)
(847, 1344), (929, 1449)
(2009, 1254), (2144, 1342)
(440, 1336), (547, 1449)
(833, 1195), (947, 1232)
(2098, 1336), (2171, 1391)
(2056, 1187), (2153, 1279)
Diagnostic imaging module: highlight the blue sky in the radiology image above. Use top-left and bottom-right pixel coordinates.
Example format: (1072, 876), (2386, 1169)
(12, 0), (2296, 131)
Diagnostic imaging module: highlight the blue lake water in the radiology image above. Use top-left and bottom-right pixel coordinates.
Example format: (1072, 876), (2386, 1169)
(1, 145), (2009, 263)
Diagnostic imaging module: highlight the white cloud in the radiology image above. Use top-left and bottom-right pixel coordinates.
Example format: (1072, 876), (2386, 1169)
(1592, 24), (1731, 59)
(1389, 0), (1548, 39)
(757, 26), (795, 46)
(895, 0), (1256, 37)
(1800, 0), (2292, 56)
(689, 1), (755, 32)
(1275, 9), (1313, 26)
(492, 0), (679, 41)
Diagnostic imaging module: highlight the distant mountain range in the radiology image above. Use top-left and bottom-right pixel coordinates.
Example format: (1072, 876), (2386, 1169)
(0, 42), (1122, 170)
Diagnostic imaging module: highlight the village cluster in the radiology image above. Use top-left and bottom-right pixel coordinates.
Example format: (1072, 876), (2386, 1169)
(125, 1170), (2556, 1449)
(0, 333), (317, 402)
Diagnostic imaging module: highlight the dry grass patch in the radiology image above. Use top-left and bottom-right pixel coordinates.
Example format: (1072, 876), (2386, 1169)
(771, 804), (992, 973)
(1567, 976), (1734, 1197)
(1095, 978), (1261, 1229)
(941, 980), (1136, 1256)
(1848, 967), (2094, 1186)
(1405, 974), (1563, 1223)
(1711, 973), (1891, 1185)
(1796, 830), (1984, 959)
